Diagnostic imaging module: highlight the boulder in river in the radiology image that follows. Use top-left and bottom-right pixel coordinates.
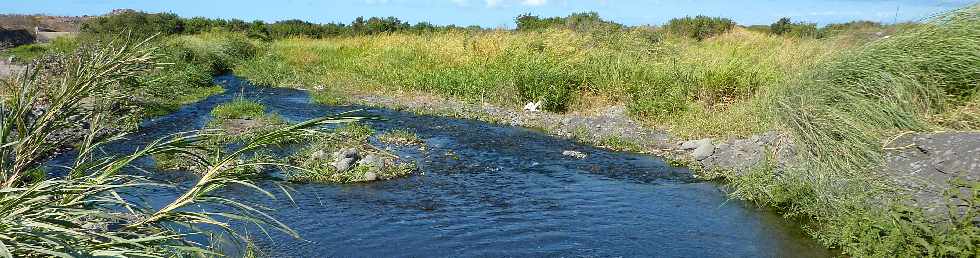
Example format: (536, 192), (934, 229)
(562, 150), (587, 159)
(358, 153), (387, 170)
(362, 171), (379, 181)
(335, 148), (360, 160)
(333, 157), (357, 172)
(332, 148), (361, 172)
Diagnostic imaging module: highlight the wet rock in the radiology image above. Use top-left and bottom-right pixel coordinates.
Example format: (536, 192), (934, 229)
(333, 157), (357, 172)
(335, 148), (360, 160)
(692, 140), (715, 161)
(562, 150), (587, 159)
(331, 148), (361, 172)
(362, 171), (378, 181)
(358, 154), (387, 170)
(311, 150), (329, 160)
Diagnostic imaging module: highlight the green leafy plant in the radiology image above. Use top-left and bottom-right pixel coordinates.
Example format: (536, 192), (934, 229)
(0, 36), (359, 256)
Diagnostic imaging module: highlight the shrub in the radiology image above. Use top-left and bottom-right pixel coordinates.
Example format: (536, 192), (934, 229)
(126, 32), (254, 116)
(770, 17), (820, 38)
(664, 16), (736, 40)
(80, 10), (185, 38)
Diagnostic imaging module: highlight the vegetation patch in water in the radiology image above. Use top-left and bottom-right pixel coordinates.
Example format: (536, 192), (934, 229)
(155, 103), (288, 173)
(378, 129), (424, 146)
(211, 99), (266, 120)
(286, 123), (417, 184)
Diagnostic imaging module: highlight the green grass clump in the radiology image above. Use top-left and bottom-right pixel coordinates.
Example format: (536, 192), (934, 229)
(211, 99), (266, 120)
(310, 89), (348, 106)
(335, 122), (376, 142)
(1, 44), (47, 62)
(597, 136), (643, 152)
(378, 129), (423, 145)
(716, 5), (980, 256)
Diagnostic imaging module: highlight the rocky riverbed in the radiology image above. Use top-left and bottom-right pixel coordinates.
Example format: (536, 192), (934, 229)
(335, 89), (979, 214)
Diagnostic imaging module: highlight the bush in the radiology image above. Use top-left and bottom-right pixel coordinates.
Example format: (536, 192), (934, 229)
(128, 32), (254, 116)
(81, 10), (184, 38)
(770, 17), (820, 38)
(516, 12), (623, 33)
(664, 16), (736, 40)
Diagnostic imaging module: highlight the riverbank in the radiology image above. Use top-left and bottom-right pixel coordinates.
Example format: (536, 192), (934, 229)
(249, 73), (980, 255)
(286, 83), (980, 216)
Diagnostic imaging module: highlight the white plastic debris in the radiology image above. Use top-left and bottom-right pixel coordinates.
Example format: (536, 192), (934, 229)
(523, 101), (543, 112)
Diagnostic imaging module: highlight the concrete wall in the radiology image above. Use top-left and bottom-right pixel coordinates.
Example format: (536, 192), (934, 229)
(36, 31), (75, 43)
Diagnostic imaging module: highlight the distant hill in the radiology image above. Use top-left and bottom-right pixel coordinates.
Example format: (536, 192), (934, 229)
(0, 14), (92, 32)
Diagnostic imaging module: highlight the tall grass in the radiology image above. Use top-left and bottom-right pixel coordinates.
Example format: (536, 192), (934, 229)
(132, 32), (257, 116)
(0, 37), (354, 256)
(725, 5), (980, 256)
(237, 27), (840, 137)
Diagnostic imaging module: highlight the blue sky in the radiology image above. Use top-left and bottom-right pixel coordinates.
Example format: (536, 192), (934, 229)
(1, 0), (975, 27)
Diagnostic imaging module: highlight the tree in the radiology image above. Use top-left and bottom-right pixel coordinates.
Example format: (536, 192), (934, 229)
(771, 17), (792, 35)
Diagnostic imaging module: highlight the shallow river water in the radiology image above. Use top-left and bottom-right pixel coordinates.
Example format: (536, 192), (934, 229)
(52, 75), (833, 257)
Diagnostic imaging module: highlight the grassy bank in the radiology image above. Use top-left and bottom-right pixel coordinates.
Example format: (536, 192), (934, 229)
(128, 32), (256, 116)
(234, 6), (980, 256)
(237, 27), (842, 138)
(1, 32), (255, 120)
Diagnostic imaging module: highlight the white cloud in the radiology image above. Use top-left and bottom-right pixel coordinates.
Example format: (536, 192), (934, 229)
(520, 0), (547, 6)
(485, 0), (502, 7)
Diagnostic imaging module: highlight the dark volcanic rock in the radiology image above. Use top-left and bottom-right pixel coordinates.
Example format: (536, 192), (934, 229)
(884, 132), (980, 214)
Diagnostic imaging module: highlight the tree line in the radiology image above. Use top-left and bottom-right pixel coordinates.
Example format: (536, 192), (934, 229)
(80, 10), (888, 41)
(80, 10), (485, 40)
